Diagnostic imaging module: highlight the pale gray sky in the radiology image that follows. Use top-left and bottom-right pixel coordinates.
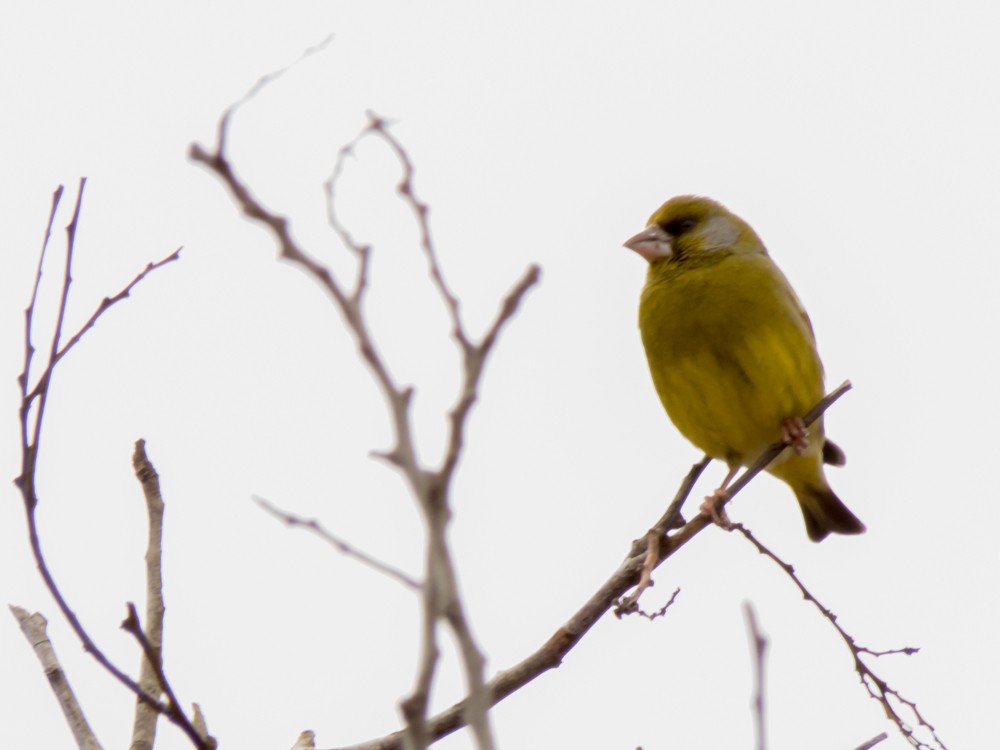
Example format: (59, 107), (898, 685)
(2, 2), (997, 748)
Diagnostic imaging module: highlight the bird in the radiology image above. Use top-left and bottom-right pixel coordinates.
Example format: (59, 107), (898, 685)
(624, 195), (864, 542)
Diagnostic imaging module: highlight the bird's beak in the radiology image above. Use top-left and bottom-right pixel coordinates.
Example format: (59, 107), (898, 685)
(623, 225), (672, 262)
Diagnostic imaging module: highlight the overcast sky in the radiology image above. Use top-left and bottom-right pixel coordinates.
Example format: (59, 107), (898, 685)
(2, 2), (997, 749)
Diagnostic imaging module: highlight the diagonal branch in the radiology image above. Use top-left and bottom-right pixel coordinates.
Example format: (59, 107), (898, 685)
(331, 384), (854, 750)
(10, 606), (103, 750)
(252, 495), (421, 591)
(732, 524), (947, 750)
(365, 113), (466, 348)
(121, 604), (215, 749)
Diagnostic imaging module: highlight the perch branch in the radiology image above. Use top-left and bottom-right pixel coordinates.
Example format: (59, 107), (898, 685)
(330, 383), (856, 750)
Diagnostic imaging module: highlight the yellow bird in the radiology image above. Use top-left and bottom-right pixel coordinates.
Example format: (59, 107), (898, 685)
(624, 195), (864, 542)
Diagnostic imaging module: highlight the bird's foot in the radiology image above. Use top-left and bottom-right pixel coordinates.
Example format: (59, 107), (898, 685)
(700, 488), (732, 530)
(781, 417), (810, 455)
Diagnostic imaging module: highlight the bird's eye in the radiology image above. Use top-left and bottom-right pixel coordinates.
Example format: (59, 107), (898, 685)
(665, 217), (697, 235)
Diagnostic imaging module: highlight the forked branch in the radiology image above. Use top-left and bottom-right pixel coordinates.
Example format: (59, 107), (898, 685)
(190, 45), (539, 750)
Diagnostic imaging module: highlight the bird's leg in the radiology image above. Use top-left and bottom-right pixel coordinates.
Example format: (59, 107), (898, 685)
(699, 465), (740, 529)
(781, 417), (810, 455)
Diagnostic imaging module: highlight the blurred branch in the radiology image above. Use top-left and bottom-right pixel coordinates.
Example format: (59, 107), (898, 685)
(191, 51), (540, 749)
(732, 524), (947, 750)
(12, 181), (203, 746)
(855, 733), (889, 750)
(743, 603), (768, 750)
(213, 34), (335, 155)
(252, 495), (421, 591)
(9, 606), (102, 750)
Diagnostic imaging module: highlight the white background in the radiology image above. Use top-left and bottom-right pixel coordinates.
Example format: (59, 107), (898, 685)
(2, 2), (997, 748)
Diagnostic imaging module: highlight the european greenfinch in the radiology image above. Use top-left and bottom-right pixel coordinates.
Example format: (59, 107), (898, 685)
(625, 195), (864, 542)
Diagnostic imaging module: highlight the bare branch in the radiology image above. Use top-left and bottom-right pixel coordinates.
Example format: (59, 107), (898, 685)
(215, 34), (335, 153)
(654, 456), (711, 532)
(14, 183), (196, 744)
(129, 439), (167, 750)
(619, 587), (680, 622)
(854, 733), (889, 750)
(439, 264), (541, 483)
(743, 603), (768, 750)
(322, 137), (372, 302)
(49, 248), (181, 372)
(10, 606), (103, 750)
(17, 185), (63, 400)
(732, 525), (947, 750)
(192, 705), (212, 746)
(191, 67), (548, 748)
(252, 495), (421, 591)
(333, 384), (856, 750)
(616, 457), (710, 612)
(365, 114), (466, 349)
(120, 604), (216, 749)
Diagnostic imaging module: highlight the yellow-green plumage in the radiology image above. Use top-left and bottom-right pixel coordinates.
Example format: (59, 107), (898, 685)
(627, 196), (864, 542)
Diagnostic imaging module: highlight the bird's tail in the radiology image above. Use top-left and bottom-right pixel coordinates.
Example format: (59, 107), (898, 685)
(795, 480), (866, 542)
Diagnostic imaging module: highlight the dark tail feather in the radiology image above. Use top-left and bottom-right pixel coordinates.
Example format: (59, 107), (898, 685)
(797, 482), (865, 542)
(822, 439), (846, 466)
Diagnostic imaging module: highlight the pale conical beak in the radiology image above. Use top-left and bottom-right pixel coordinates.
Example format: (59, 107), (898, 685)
(623, 225), (672, 262)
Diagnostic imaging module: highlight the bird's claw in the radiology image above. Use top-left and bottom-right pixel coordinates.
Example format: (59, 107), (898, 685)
(781, 417), (810, 455)
(700, 489), (732, 530)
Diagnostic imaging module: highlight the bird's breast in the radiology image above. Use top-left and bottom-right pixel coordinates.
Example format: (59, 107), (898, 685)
(638, 258), (825, 464)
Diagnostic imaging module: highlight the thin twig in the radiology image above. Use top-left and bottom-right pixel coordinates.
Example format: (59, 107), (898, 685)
(49, 249), (181, 373)
(252, 495), (421, 590)
(743, 602), (768, 750)
(732, 525), (946, 750)
(121, 605), (215, 749)
(618, 457), (710, 612)
(215, 34), (335, 154)
(365, 114), (466, 349)
(625, 587), (681, 622)
(654, 456), (711, 533)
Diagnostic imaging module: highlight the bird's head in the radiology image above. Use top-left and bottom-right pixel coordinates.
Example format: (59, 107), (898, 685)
(623, 195), (765, 264)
